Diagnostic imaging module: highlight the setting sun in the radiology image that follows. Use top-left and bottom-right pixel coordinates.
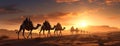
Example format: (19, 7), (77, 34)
(0, 0), (120, 46)
(74, 20), (88, 28)
(80, 21), (88, 27)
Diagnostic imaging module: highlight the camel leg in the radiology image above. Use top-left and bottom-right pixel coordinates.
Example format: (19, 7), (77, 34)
(30, 30), (32, 39)
(55, 30), (58, 36)
(39, 30), (42, 37)
(43, 30), (46, 37)
(57, 31), (59, 36)
(57, 31), (58, 36)
(17, 31), (20, 39)
(17, 26), (21, 39)
(47, 30), (49, 37)
(59, 30), (62, 36)
(54, 30), (58, 36)
(17, 26), (23, 39)
(22, 29), (26, 39)
(17, 29), (22, 39)
(54, 30), (56, 36)
(27, 30), (32, 39)
(47, 30), (51, 37)
(49, 30), (51, 36)
(17, 32), (20, 39)
(27, 32), (29, 39)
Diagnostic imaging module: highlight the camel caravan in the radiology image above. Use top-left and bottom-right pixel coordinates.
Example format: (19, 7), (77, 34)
(70, 26), (89, 35)
(16, 17), (65, 39)
(16, 17), (89, 39)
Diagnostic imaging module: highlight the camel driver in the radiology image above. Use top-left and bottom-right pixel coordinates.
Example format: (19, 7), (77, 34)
(22, 18), (29, 27)
(22, 17), (33, 29)
(28, 18), (33, 28)
(43, 20), (51, 29)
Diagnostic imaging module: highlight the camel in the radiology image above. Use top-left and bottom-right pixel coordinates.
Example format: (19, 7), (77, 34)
(80, 30), (89, 34)
(39, 20), (53, 37)
(16, 18), (41, 39)
(53, 23), (65, 36)
(70, 26), (75, 34)
(70, 26), (80, 35)
(75, 28), (79, 34)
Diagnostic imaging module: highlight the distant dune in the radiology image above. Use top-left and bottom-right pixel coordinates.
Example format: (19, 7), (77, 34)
(85, 25), (120, 33)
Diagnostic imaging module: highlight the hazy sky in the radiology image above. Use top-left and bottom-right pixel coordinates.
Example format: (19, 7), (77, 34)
(0, 0), (120, 30)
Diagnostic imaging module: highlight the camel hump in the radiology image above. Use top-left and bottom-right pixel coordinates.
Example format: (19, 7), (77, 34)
(23, 17), (29, 25)
(22, 17), (33, 28)
(70, 26), (74, 31)
(75, 28), (79, 32)
(43, 20), (51, 28)
(56, 23), (62, 29)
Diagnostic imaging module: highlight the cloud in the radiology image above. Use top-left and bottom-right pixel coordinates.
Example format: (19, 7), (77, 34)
(76, 0), (120, 6)
(1, 12), (71, 25)
(88, 0), (96, 3)
(29, 12), (71, 23)
(6, 18), (24, 25)
(107, 15), (120, 20)
(55, 0), (79, 3)
(105, 0), (120, 6)
(0, 5), (22, 14)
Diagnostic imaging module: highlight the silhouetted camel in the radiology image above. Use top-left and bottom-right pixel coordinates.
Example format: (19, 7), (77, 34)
(53, 23), (65, 36)
(75, 28), (79, 34)
(70, 26), (75, 34)
(16, 18), (41, 39)
(39, 20), (53, 37)
(79, 30), (89, 34)
(70, 26), (79, 35)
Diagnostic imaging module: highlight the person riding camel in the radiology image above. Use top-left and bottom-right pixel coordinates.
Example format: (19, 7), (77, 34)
(28, 18), (33, 28)
(22, 17), (33, 29)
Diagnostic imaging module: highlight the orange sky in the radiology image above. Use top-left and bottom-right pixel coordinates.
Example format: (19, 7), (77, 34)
(0, 0), (120, 31)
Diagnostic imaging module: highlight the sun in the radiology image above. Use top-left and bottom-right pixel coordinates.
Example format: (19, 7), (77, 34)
(78, 20), (88, 28)
(74, 20), (88, 28)
(80, 22), (87, 27)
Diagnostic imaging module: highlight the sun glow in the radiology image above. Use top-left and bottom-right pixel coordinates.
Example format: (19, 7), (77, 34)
(74, 20), (88, 28)
(80, 21), (88, 28)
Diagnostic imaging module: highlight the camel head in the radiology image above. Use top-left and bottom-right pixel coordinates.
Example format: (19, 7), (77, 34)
(34, 24), (41, 29)
(37, 24), (41, 26)
(63, 27), (65, 30)
(53, 25), (56, 28)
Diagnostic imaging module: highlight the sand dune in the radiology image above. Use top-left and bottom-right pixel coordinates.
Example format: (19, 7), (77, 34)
(0, 29), (120, 46)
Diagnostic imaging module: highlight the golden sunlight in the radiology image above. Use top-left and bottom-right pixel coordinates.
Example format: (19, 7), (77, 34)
(80, 21), (88, 28)
(74, 20), (88, 28)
